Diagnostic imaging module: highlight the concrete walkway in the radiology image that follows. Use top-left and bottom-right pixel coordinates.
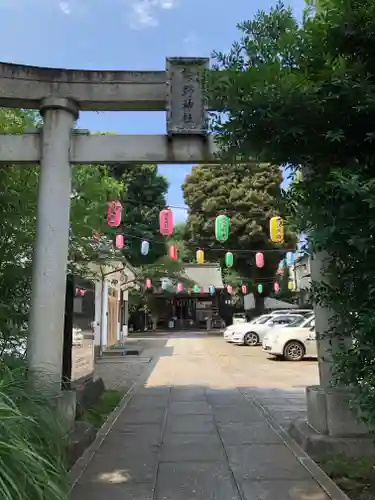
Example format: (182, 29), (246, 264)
(70, 336), (345, 500)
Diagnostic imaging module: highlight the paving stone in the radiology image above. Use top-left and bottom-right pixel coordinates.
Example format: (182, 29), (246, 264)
(116, 408), (166, 425)
(160, 433), (224, 462)
(168, 401), (212, 415)
(107, 423), (163, 446)
(71, 481), (154, 500)
(165, 414), (216, 434)
(217, 422), (282, 445)
(155, 462), (241, 500)
(170, 387), (206, 401)
(126, 394), (170, 409)
(206, 392), (246, 406)
(81, 448), (159, 483)
(213, 407), (263, 423)
(240, 479), (330, 500)
(226, 444), (311, 481)
(136, 386), (171, 396)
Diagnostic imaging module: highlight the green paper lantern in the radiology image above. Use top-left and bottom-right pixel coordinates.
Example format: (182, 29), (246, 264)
(215, 214), (230, 242)
(193, 284), (200, 293)
(257, 284), (263, 294)
(224, 251), (234, 268)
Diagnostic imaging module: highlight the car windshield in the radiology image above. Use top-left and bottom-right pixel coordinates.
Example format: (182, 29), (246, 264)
(254, 315), (272, 324)
(286, 316), (307, 327)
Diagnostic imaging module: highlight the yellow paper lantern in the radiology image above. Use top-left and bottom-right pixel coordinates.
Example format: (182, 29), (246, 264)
(269, 216), (284, 243)
(196, 249), (204, 264)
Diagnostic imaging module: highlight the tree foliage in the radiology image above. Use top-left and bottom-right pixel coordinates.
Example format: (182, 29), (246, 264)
(182, 163), (295, 304)
(109, 164), (169, 266)
(0, 108), (122, 355)
(208, 0), (375, 426)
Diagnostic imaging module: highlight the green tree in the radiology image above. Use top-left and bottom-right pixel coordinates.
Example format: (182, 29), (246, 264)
(166, 222), (195, 263)
(182, 163), (294, 311)
(0, 108), (122, 355)
(109, 164), (169, 266)
(208, 0), (375, 426)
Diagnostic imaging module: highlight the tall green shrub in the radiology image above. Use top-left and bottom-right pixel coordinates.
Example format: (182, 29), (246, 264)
(0, 366), (68, 500)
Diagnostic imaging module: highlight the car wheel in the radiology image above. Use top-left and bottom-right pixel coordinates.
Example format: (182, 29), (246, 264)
(283, 341), (305, 361)
(244, 332), (259, 346)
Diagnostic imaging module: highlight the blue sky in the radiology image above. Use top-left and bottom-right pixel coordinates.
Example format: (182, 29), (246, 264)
(0, 0), (304, 222)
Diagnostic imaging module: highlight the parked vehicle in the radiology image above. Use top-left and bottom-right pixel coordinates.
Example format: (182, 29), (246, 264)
(262, 315), (316, 361)
(224, 313), (305, 346)
(232, 313), (247, 325)
(72, 327), (83, 346)
(269, 309), (313, 316)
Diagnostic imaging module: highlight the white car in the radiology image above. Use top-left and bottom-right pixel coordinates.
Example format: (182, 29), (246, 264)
(270, 309), (313, 316)
(262, 315), (316, 361)
(232, 313), (247, 325)
(224, 314), (305, 346)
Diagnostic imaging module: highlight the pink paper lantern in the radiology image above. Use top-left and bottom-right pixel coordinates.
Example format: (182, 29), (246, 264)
(159, 208), (173, 236)
(169, 244), (177, 261)
(227, 285), (233, 294)
(199, 287), (204, 294)
(107, 201), (122, 228)
(79, 289), (86, 297)
(177, 283), (183, 293)
(115, 234), (124, 249)
(273, 282), (280, 292)
(255, 252), (264, 268)
(241, 284), (247, 294)
(145, 279), (152, 289)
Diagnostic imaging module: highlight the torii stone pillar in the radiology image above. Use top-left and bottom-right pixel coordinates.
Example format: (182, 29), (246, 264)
(0, 58), (218, 392)
(28, 98), (78, 390)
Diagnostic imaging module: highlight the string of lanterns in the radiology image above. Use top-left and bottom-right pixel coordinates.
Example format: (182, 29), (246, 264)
(105, 202), (293, 295)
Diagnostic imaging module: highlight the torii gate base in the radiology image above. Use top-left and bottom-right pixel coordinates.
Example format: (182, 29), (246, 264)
(0, 58), (216, 393)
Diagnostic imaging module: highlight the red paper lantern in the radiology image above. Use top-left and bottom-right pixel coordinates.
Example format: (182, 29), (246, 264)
(241, 284), (247, 294)
(159, 208), (173, 236)
(177, 283), (183, 293)
(227, 285), (233, 294)
(107, 201), (122, 228)
(273, 282), (280, 292)
(255, 252), (264, 268)
(169, 244), (177, 261)
(145, 279), (152, 289)
(115, 234), (124, 249)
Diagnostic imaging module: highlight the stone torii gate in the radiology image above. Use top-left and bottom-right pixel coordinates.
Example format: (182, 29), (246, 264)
(0, 58), (215, 391)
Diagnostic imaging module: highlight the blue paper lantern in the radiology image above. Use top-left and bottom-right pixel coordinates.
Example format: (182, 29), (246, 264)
(141, 240), (150, 256)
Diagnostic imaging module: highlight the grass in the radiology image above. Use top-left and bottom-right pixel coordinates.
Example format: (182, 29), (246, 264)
(0, 365), (69, 500)
(320, 455), (375, 500)
(80, 390), (123, 429)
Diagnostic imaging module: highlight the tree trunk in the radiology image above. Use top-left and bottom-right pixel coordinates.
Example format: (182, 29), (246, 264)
(62, 275), (74, 390)
(254, 292), (264, 316)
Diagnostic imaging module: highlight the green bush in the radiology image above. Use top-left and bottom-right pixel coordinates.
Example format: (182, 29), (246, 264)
(0, 366), (68, 500)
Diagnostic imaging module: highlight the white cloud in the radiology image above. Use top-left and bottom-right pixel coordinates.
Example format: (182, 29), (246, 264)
(127, 0), (178, 29)
(59, 1), (71, 14)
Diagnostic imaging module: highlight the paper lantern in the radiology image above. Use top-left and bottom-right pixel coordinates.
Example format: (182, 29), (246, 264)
(193, 284), (200, 293)
(269, 216), (284, 243)
(215, 214), (230, 242)
(255, 252), (264, 268)
(199, 287), (204, 294)
(161, 279), (168, 290)
(141, 240), (149, 256)
(75, 287), (79, 296)
(115, 234), (124, 249)
(288, 281), (294, 290)
(227, 285), (233, 294)
(241, 284), (247, 294)
(209, 285), (215, 295)
(79, 289), (86, 297)
(159, 208), (173, 236)
(169, 245), (177, 261)
(107, 201), (122, 228)
(196, 249), (204, 264)
(257, 284), (263, 294)
(224, 251), (234, 268)
(177, 283), (183, 293)
(274, 282), (280, 292)
(145, 279), (152, 289)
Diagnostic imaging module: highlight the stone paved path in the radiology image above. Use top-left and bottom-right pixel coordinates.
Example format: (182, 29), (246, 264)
(70, 335), (335, 499)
